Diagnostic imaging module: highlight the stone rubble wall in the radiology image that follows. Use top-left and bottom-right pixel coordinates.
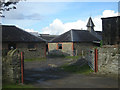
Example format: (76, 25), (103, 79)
(74, 42), (95, 56)
(2, 49), (22, 84)
(48, 43), (73, 56)
(17, 43), (46, 59)
(85, 46), (119, 75)
(97, 47), (119, 75)
(2, 42), (46, 59)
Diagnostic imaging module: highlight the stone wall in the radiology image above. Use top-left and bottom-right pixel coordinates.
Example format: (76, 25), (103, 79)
(85, 46), (119, 76)
(48, 42), (96, 56)
(48, 42), (73, 56)
(48, 43), (57, 52)
(2, 49), (21, 84)
(2, 42), (46, 59)
(74, 42), (95, 56)
(17, 42), (46, 59)
(97, 46), (119, 75)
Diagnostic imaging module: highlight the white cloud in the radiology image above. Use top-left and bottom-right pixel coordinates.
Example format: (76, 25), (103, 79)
(24, 29), (38, 32)
(41, 19), (88, 35)
(102, 10), (118, 18)
(41, 10), (119, 35)
(16, 25), (38, 33)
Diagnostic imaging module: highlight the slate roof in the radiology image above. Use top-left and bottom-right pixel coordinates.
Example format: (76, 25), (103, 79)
(86, 17), (95, 27)
(50, 29), (101, 43)
(2, 25), (45, 43)
(95, 31), (102, 36)
(39, 34), (59, 42)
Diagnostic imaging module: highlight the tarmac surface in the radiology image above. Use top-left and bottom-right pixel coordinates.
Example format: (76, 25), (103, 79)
(24, 57), (118, 88)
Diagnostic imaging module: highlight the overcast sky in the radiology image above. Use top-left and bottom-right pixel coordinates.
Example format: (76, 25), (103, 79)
(2, 1), (119, 35)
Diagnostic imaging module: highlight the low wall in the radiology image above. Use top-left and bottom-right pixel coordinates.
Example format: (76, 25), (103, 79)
(85, 46), (119, 76)
(97, 47), (119, 75)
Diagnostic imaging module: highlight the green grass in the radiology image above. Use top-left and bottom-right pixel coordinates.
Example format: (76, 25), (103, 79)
(24, 57), (46, 62)
(47, 54), (65, 58)
(60, 64), (94, 74)
(2, 84), (35, 88)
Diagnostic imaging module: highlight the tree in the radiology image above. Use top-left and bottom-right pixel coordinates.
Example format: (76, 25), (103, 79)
(0, 0), (25, 17)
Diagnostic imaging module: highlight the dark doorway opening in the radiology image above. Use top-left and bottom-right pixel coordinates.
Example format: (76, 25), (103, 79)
(8, 43), (16, 50)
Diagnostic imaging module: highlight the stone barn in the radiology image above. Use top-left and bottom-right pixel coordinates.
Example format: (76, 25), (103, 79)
(101, 16), (120, 45)
(48, 17), (102, 56)
(2, 25), (46, 59)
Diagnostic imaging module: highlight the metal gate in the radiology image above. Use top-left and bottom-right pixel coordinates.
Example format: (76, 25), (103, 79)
(86, 48), (98, 72)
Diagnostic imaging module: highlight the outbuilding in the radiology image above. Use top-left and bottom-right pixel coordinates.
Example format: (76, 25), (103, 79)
(2, 25), (46, 59)
(48, 17), (102, 56)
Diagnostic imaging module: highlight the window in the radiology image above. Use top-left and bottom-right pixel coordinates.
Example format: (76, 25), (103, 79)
(58, 44), (62, 49)
(28, 44), (35, 49)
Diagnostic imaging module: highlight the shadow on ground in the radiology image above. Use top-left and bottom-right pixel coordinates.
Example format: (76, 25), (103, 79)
(24, 56), (84, 84)
(24, 56), (118, 88)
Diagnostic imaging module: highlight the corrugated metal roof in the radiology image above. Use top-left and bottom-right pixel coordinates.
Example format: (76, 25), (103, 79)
(2, 25), (45, 42)
(50, 29), (101, 43)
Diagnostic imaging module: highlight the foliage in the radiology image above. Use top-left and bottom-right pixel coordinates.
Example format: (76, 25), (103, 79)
(60, 64), (94, 74)
(0, 0), (25, 17)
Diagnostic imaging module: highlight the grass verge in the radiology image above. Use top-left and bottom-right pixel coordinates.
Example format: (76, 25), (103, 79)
(60, 64), (94, 74)
(2, 84), (35, 88)
(24, 57), (46, 62)
(47, 54), (65, 58)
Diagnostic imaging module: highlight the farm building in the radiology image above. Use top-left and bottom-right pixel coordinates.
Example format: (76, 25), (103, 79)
(2, 25), (46, 59)
(101, 16), (120, 45)
(48, 17), (102, 56)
